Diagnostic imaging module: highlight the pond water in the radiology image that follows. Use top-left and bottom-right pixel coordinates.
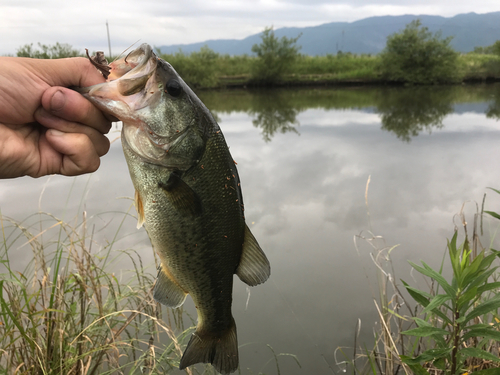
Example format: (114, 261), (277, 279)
(2, 83), (500, 374)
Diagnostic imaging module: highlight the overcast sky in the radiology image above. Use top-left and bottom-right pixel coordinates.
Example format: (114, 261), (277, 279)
(1, 0), (499, 56)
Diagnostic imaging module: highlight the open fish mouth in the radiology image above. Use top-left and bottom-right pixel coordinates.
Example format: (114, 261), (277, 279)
(107, 44), (155, 81)
(77, 43), (200, 170)
(76, 44), (159, 115)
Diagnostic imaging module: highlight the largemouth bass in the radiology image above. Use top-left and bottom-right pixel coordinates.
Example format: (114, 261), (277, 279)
(77, 44), (270, 374)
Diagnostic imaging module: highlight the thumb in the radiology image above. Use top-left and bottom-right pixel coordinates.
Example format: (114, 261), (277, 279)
(40, 57), (107, 88)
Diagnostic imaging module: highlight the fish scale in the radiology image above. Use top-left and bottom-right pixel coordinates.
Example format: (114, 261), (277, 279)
(78, 43), (270, 374)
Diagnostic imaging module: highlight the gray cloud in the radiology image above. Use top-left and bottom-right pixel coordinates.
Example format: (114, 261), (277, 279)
(1, 0), (499, 55)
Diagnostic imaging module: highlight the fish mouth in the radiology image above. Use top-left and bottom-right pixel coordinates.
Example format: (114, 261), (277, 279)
(76, 43), (159, 116)
(78, 44), (195, 169)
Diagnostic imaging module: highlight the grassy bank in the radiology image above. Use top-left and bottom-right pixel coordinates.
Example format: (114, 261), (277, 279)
(11, 41), (500, 90)
(2, 187), (500, 374)
(340, 184), (500, 375)
(0, 210), (194, 374)
(157, 51), (500, 90)
(0, 206), (297, 374)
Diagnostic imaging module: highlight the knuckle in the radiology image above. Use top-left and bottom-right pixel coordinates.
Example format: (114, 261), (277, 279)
(86, 157), (101, 173)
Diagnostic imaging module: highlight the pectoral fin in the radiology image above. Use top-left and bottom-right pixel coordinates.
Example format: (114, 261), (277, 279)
(236, 225), (271, 286)
(158, 171), (202, 217)
(134, 190), (145, 229)
(153, 264), (187, 308)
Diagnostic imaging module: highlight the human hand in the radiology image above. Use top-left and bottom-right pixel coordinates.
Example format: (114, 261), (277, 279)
(0, 56), (112, 178)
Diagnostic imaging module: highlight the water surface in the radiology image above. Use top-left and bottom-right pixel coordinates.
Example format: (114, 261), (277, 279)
(2, 84), (500, 374)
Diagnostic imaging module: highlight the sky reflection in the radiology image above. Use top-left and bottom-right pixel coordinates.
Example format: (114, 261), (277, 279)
(2, 85), (500, 374)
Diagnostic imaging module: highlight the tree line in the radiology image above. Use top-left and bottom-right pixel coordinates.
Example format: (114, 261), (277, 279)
(13, 21), (500, 88)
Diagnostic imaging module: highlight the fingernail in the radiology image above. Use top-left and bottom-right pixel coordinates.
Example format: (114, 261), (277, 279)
(48, 129), (64, 136)
(50, 90), (66, 112)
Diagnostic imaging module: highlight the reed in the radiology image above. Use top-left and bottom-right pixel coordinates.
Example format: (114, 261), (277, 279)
(0, 204), (297, 375)
(339, 182), (500, 375)
(0, 209), (193, 374)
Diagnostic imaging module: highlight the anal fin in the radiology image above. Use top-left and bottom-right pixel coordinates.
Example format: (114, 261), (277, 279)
(153, 264), (187, 308)
(236, 224), (271, 286)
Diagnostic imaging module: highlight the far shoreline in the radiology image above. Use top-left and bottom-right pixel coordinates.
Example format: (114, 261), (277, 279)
(204, 75), (500, 90)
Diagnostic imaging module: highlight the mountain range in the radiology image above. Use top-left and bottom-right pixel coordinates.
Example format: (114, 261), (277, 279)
(158, 12), (500, 56)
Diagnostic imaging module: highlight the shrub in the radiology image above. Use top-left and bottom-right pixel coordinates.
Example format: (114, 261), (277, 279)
(17, 42), (82, 59)
(379, 20), (462, 84)
(250, 26), (302, 85)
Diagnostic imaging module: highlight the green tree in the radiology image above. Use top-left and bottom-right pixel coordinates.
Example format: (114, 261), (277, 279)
(491, 40), (500, 56)
(17, 42), (82, 59)
(379, 20), (462, 84)
(251, 26), (302, 85)
(474, 40), (500, 56)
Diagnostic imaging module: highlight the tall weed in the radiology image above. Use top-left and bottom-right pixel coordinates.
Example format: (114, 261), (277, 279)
(340, 182), (500, 375)
(0, 210), (190, 374)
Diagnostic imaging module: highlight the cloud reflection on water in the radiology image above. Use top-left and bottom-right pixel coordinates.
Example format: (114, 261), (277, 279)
(2, 84), (500, 373)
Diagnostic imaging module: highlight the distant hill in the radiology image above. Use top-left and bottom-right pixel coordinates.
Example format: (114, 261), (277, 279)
(158, 12), (500, 56)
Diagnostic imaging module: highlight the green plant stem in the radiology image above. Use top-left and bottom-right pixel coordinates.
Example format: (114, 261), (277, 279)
(451, 309), (460, 374)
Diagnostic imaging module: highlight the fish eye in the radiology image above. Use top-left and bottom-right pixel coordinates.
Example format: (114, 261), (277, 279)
(166, 79), (182, 97)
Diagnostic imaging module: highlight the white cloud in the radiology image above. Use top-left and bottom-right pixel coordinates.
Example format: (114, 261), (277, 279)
(1, 0), (499, 55)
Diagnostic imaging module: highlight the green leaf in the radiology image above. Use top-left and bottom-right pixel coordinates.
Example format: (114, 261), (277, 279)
(448, 232), (460, 278)
(484, 210), (500, 220)
(403, 281), (453, 325)
(460, 251), (485, 286)
(402, 326), (449, 337)
(466, 267), (497, 292)
(465, 294), (500, 324)
(457, 286), (478, 312)
(398, 360), (430, 375)
(400, 347), (452, 365)
(410, 318), (448, 347)
(403, 282), (431, 305)
(477, 281), (500, 294)
(460, 347), (500, 362)
(433, 357), (447, 370)
(423, 294), (452, 314)
(414, 317), (432, 327)
(409, 261), (456, 297)
(487, 187), (500, 195)
(470, 368), (500, 375)
(0, 281), (35, 351)
(462, 327), (500, 342)
(460, 236), (471, 272)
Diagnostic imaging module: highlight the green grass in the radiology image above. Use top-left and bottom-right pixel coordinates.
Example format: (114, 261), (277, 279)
(341, 182), (500, 375)
(10, 41), (500, 89)
(0, 203), (299, 375)
(157, 51), (500, 89)
(460, 54), (500, 81)
(0, 209), (193, 374)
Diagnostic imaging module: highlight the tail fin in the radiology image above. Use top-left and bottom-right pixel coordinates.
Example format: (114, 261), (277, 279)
(179, 319), (238, 374)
